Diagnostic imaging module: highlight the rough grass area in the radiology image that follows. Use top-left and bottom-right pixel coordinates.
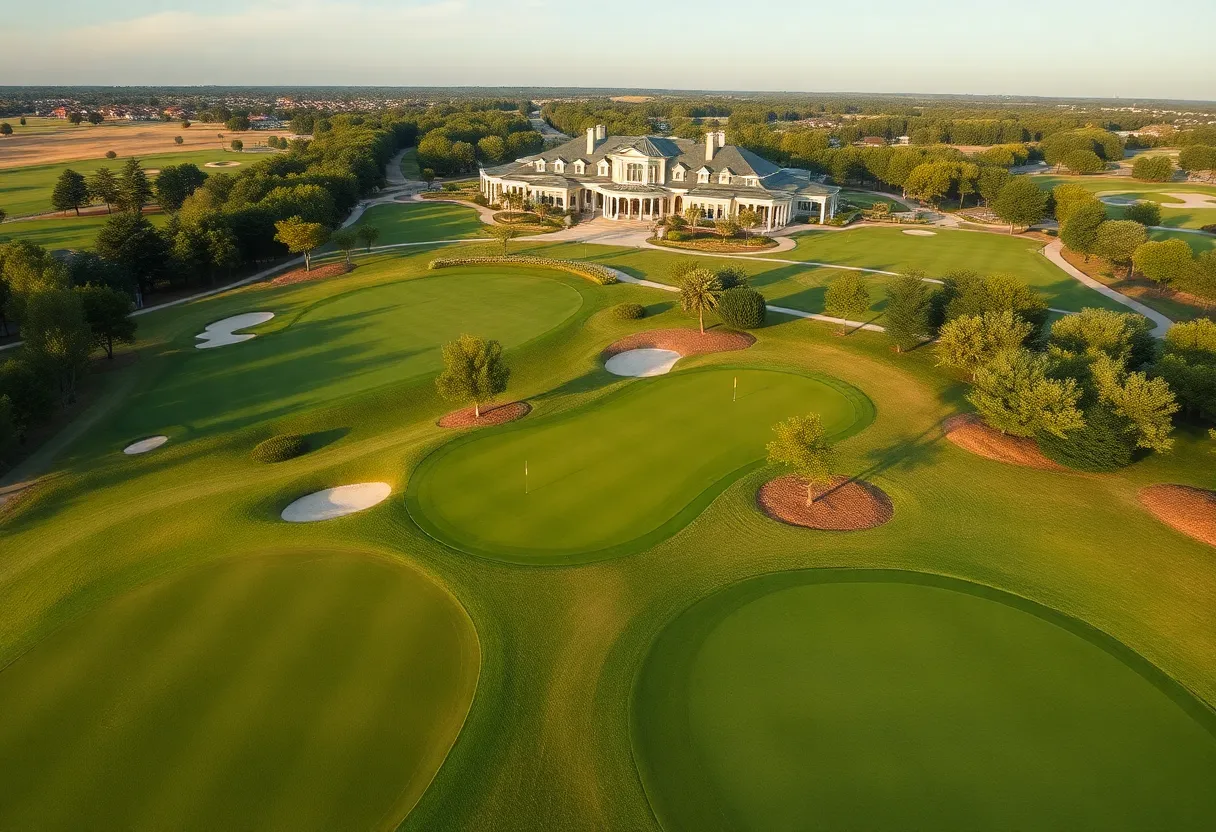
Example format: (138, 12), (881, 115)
(0, 212), (170, 251)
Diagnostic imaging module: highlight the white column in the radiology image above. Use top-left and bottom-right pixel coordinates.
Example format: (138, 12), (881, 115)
(820, 199), (827, 224)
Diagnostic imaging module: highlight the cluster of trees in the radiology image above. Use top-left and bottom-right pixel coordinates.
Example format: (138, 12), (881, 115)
(1055, 183), (1216, 301)
(0, 241), (137, 464)
(413, 103), (542, 176)
(1178, 145), (1216, 180)
(49, 158), (196, 217)
(1041, 128), (1125, 174)
(1131, 155), (1174, 182)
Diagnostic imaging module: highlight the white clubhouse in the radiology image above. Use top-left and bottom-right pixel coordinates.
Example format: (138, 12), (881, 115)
(480, 125), (840, 229)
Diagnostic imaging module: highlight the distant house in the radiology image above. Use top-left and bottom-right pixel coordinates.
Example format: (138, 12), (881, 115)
(50, 106), (71, 119)
(249, 115), (285, 130)
(858, 136), (888, 147)
(894, 135), (911, 146)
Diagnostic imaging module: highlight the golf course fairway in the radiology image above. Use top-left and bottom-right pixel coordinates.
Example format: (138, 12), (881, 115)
(0, 551), (479, 832)
(115, 269), (582, 439)
(407, 366), (872, 563)
(632, 570), (1216, 831)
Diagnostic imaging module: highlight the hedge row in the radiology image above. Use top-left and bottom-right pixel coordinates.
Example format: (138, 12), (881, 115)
(428, 255), (618, 285)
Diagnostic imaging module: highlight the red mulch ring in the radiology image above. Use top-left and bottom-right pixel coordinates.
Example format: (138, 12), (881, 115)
(1138, 484), (1216, 548)
(270, 262), (354, 286)
(437, 401), (531, 429)
(602, 328), (755, 358)
(942, 414), (1064, 471)
(757, 475), (893, 531)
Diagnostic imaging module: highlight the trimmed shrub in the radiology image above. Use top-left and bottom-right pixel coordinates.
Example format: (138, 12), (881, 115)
(715, 266), (749, 289)
(429, 255), (617, 285)
(1123, 200), (1161, 227)
(612, 302), (645, 320)
(1036, 405), (1135, 471)
(251, 434), (308, 463)
(105, 150), (117, 159)
(717, 287), (767, 329)
(665, 229), (690, 242)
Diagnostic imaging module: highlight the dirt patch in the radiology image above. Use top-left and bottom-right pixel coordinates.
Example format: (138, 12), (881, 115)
(602, 328), (755, 359)
(270, 262), (353, 286)
(0, 121), (235, 170)
(1138, 484), (1216, 548)
(942, 414), (1064, 471)
(757, 475), (893, 530)
(438, 401), (531, 429)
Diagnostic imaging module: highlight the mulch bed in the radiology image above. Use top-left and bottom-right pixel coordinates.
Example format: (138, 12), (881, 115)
(602, 328), (755, 359)
(942, 414), (1064, 471)
(270, 262), (354, 286)
(650, 235), (777, 253)
(757, 475), (893, 531)
(437, 401), (531, 429)
(1138, 484), (1216, 548)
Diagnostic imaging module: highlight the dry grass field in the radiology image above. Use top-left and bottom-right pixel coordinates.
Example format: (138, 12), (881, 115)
(0, 121), (286, 169)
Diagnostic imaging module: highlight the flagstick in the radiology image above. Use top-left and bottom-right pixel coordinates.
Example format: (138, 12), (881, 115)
(525, 459), (529, 495)
(733, 376), (737, 402)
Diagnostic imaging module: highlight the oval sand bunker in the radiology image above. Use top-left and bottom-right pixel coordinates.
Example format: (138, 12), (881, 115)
(902, 229), (937, 236)
(195, 312), (275, 349)
(605, 348), (681, 377)
(281, 483), (392, 522)
(123, 435), (168, 455)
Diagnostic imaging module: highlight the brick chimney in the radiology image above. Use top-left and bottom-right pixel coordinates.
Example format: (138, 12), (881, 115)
(587, 126), (596, 155)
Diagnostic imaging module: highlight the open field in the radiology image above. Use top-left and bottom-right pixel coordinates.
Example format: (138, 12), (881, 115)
(1030, 175), (1216, 229)
(1, 241), (1216, 828)
(0, 212), (169, 251)
(346, 201), (487, 245)
(0, 148), (250, 218)
(0, 121), (266, 169)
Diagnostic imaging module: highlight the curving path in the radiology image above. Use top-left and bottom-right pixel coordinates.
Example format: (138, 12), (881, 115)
(1042, 240), (1172, 336)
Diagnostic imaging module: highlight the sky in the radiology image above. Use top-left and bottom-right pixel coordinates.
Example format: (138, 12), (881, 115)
(3, 0), (1215, 101)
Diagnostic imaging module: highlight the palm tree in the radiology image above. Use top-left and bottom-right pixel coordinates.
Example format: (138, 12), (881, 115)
(678, 269), (723, 335)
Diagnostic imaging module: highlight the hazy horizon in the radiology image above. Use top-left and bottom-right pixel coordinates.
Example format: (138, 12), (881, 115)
(4, 0), (1215, 101)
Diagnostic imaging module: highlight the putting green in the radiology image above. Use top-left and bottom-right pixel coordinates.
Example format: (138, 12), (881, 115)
(632, 570), (1216, 831)
(0, 551), (479, 831)
(407, 367), (872, 563)
(118, 270), (582, 437)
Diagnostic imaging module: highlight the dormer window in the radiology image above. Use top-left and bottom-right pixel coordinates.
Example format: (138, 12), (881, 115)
(744, 177), (758, 187)
(697, 167), (711, 184)
(597, 160), (610, 177)
(553, 159), (565, 173)
(718, 168), (733, 185)
(535, 160), (546, 172)
(573, 160), (585, 174)
(672, 166), (685, 182)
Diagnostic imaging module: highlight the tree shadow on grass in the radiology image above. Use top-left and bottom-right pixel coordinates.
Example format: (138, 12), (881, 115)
(304, 426), (351, 451)
(849, 423), (950, 485)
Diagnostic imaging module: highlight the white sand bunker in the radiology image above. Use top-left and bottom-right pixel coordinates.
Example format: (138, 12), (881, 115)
(902, 229), (937, 236)
(1099, 195), (1139, 206)
(205, 161), (242, 168)
(1159, 192), (1216, 209)
(195, 312), (275, 349)
(124, 435), (168, 455)
(605, 348), (681, 377)
(281, 483), (392, 523)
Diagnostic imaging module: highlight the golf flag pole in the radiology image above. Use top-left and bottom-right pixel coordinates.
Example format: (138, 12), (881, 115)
(733, 376), (737, 402)
(525, 459), (529, 494)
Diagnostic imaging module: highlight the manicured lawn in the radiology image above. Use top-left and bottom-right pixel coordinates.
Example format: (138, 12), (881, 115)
(345, 201), (486, 246)
(1150, 228), (1216, 254)
(399, 147), (421, 179)
(408, 366), (872, 562)
(0, 149), (247, 218)
(634, 570), (1216, 831)
(0, 212), (169, 250)
(0, 551), (478, 831)
(1030, 175), (1216, 229)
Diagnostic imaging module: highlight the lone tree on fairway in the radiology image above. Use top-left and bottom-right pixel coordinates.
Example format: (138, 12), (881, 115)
(486, 223), (518, 255)
(824, 272), (872, 325)
(767, 413), (837, 505)
(330, 228), (358, 264)
(992, 177), (1048, 233)
(274, 216), (330, 271)
(75, 284), (137, 359)
(678, 269), (723, 334)
(885, 272), (934, 352)
(87, 168), (119, 214)
(436, 334), (510, 419)
(356, 224), (380, 253)
(52, 169), (89, 215)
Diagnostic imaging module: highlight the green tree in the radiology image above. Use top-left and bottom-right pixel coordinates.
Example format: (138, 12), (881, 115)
(87, 167), (119, 214)
(1049, 308), (1157, 368)
(87, 111), (103, 125)
(422, 168), (436, 188)
(714, 217), (741, 240)
(95, 212), (169, 298)
(992, 177), (1048, 233)
(21, 288), (93, 403)
(904, 162), (953, 206)
(977, 166), (1010, 206)
(330, 228), (358, 265)
(225, 114), (251, 131)
(273, 216), (330, 271)
(1095, 220), (1148, 277)
(1133, 239), (1196, 285)
(116, 158), (152, 212)
(737, 207), (760, 238)
(0, 394), (14, 465)
(51, 169), (89, 215)
(230, 139), (244, 152)
(75, 284), (136, 359)
(683, 204), (702, 227)
(968, 349), (1084, 438)
(154, 163), (206, 212)
(1052, 183), (1093, 224)
(766, 413), (837, 505)
(1061, 148), (1104, 174)
(68, 112), (83, 126)
(435, 334), (509, 419)
(174, 136), (184, 145)
(0, 123), (12, 137)
(486, 223), (518, 255)
(477, 135), (506, 164)
(1131, 155), (1173, 182)
(1059, 199), (1107, 258)
(0, 357), (56, 437)
(884, 272), (934, 352)
(1092, 355), (1178, 453)
(936, 310), (1033, 379)
(355, 224), (381, 253)
(1123, 200), (1161, 226)
(678, 269), (723, 334)
(1178, 145), (1216, 179)
(824, 272), (872, 324)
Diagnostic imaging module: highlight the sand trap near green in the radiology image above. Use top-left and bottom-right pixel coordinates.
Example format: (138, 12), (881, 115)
(0, 551), (479, 831)
(632, 570), (1216, 831)
(408, 367), (872, 563)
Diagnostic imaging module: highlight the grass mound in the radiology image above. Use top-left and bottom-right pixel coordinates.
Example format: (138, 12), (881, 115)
(251, 433), (308, 463)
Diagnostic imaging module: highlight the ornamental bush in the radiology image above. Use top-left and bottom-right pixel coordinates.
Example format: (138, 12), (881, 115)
(251, 434), (308, 463)
(1036, 405), (1135, 471)
(717, 286), (767, 329)
(612, 302), (645, 320)
(665, 229), (690, 242)
(429, 255), (618, 285)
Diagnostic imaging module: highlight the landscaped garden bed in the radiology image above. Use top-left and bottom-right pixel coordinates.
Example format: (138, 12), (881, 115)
(649, 230), (777, 253)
